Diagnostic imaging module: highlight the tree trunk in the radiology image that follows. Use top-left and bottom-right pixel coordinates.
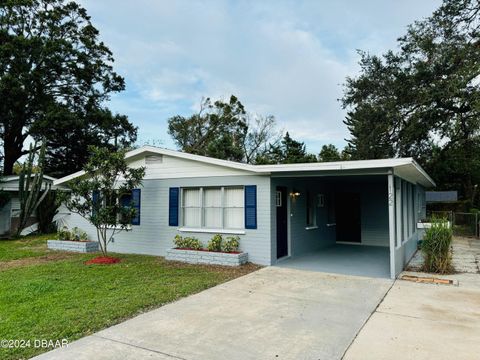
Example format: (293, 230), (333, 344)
(3, 131), (24, 175)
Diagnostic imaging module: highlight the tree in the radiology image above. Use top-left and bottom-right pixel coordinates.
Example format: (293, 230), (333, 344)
(242, 115), (282, 164)
(36, 107), (137, 177)
(318, 144), (340, 162)
(168, 96), (248, 162)
(61, 147), (145, 256)
(341, 0), (480, 203)
(0, 0), (136, 175)
(255, 132), (317, 164)
(36, 191), (58, 233)
(168, 95), (282, 164)
(16, 140), (51, 237)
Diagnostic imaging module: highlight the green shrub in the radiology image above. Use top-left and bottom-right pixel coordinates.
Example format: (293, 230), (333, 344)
(221, 236), (240, 252)
(422, 218), (453, 273)
(173, 235), (203, 250)
(173, 234), (184, 248)
(207, 234), (223, 252)
(184, 237), (203, 250)
(57, 226), (88, 241)
(57, 226), (71, 241)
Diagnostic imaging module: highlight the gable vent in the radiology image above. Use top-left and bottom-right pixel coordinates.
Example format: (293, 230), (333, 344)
(146, 155), (163, 164)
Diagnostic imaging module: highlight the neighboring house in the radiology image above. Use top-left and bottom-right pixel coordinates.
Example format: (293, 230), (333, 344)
(54, 146), (435, 279)
(0, 175), (62, 236)
(426, 191), (458, 203)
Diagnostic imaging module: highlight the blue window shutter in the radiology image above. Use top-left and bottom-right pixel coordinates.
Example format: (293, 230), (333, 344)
(169, 187), (180, 226)
(131, 189), (141, 225)
(92, 190), (100, 217)
(244, 185), (257, 229)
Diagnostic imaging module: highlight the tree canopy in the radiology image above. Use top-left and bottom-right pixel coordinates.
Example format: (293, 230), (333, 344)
(318, 144), (349, 162)
(168, 95), (351, 165)
(0, 0), (136, 176)
(168, 95), (282, 163)
(342, 0), (480, 205)
(255, 132), (317, 164)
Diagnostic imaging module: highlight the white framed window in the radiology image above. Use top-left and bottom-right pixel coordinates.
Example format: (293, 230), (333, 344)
(224, 187), (244, 229)
(182, 188), (201, 227)
(204, 188), (222, 228)
(181, 187), (244, 229)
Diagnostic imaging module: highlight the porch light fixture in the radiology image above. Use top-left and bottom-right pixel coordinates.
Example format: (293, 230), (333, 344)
(290, 190), (301, 198)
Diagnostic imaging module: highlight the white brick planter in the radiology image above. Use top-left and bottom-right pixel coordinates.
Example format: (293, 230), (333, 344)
(47, 240), (99, 253)
(166, 248), (248, 266)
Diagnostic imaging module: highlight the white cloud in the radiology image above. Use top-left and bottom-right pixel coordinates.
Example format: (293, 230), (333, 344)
(81, 0), (440, 151)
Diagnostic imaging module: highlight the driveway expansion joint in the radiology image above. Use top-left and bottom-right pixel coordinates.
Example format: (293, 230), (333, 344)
(92, 334), (188, 360)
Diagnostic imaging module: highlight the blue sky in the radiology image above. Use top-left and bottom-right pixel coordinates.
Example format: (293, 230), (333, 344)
(80, 0), (440, 154)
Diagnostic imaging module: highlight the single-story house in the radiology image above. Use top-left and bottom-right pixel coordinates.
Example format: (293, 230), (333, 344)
(54, 146), (435, 279)
(0, 175), (60, 236)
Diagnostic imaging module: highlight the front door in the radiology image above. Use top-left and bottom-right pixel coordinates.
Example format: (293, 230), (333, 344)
(276, 187), (288, 258)
(335, 192), (361, 243)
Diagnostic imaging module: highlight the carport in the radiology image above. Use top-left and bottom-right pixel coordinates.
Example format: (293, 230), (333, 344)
(262, 159), (435, 279)
(276, 245), (390, 278)
(271, 175), (392, 278)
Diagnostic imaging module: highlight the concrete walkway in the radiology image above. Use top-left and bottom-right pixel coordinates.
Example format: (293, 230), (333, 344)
(33, 267), (392, 360)
(344, 272), (480, 360)
(408, 236), (480, 273)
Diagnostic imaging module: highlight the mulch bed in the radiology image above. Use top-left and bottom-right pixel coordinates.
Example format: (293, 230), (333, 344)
(85, 256), (121, 265)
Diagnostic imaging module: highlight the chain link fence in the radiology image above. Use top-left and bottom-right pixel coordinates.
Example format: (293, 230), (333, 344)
(453, 212), (479, 238)
(427, 210), (479, 238)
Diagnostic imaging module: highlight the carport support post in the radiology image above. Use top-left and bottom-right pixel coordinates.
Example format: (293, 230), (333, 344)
(388, 172), (396, 279)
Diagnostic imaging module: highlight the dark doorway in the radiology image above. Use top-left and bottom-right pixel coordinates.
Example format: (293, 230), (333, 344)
(276, 186), (288, 258)
(335, 192), (361, 243)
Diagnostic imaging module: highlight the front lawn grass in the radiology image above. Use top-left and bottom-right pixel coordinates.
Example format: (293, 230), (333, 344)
(0, 236), (259, 359)
(0, 234), (52, 261)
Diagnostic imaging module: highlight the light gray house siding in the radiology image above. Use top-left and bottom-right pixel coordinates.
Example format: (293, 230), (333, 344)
(60, 175), (273, 265)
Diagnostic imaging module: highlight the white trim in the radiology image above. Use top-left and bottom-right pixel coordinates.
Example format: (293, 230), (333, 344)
(53, 145), (435, 188)
(305, 226), (319, 231)
(388, 172), (396, 280)
(395, 177), (402, 249)
(287, 188), (292, 257)
(178, 227), (245, 235)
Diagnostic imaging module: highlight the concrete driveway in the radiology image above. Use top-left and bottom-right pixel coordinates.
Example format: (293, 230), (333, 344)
(344, 272), (480, 360)
(34, 267), (392, 360)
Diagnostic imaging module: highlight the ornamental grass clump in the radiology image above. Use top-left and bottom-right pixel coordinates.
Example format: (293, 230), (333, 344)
(421, 218), (453, 274)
